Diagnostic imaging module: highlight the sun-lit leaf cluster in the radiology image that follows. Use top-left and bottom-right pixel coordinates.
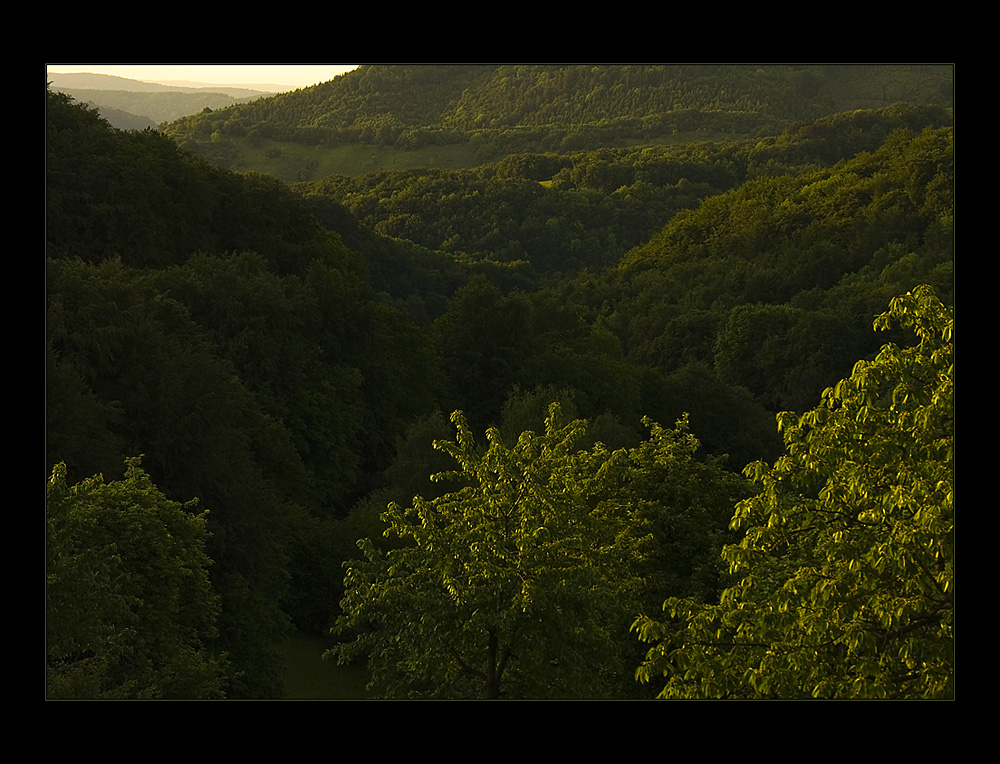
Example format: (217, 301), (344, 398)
(634, 285), (953, 699)
(331, 403), (652, 698)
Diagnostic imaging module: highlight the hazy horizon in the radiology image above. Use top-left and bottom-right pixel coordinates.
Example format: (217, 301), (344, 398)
(45, 64), (361, 91)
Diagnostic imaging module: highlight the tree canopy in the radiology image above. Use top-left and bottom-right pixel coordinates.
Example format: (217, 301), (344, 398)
(46, 72), (954, 698)
(46, 459), (225, 699)
(633, 285), (954, 699)
(331, 404), (650, 698)
(331, 401), (753, 698)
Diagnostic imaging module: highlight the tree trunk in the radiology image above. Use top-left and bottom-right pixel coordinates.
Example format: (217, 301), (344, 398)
(485, 628), (500, 699)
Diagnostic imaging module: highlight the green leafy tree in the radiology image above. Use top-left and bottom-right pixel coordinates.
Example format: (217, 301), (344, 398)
(47, 256), (294, 697)
(330, 404), (648, 698)
(633, 285), (953, 698)
(46, 459), (226, 699)
(620, 415), (753, 616)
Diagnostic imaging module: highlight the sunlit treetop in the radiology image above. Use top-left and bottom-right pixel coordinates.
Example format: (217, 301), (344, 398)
(634, 285), (954, 699)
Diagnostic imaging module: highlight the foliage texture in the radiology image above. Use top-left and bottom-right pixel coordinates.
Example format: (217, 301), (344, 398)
(46, 459), (225, 699)
(331, 404), (649, 698)
(633, 285), (954, 698)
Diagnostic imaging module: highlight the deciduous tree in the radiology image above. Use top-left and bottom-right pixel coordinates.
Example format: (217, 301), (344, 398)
(331, 404), (647, 698)
(633, 285), (953, 698)
(46, 459), (226, 699)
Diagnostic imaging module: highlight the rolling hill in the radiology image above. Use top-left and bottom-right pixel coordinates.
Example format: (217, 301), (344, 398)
(46, 71), (276, 128)
(159, 64), (954, 179)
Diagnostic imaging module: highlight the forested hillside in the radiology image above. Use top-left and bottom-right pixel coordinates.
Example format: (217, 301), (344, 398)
(163, 64), (953, 180)
(46, 87), (444, 697)
(46, 65), (954, 699)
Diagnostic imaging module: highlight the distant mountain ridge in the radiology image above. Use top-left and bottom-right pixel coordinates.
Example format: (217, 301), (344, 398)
(47, 72), (275, 129)
(47, 72), (278, 97)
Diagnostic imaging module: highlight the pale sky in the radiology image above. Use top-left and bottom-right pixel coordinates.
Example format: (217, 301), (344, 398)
(45, 64), (360, 91)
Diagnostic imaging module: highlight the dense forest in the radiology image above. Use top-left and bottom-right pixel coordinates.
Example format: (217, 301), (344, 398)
(45, 64), (954, 699)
